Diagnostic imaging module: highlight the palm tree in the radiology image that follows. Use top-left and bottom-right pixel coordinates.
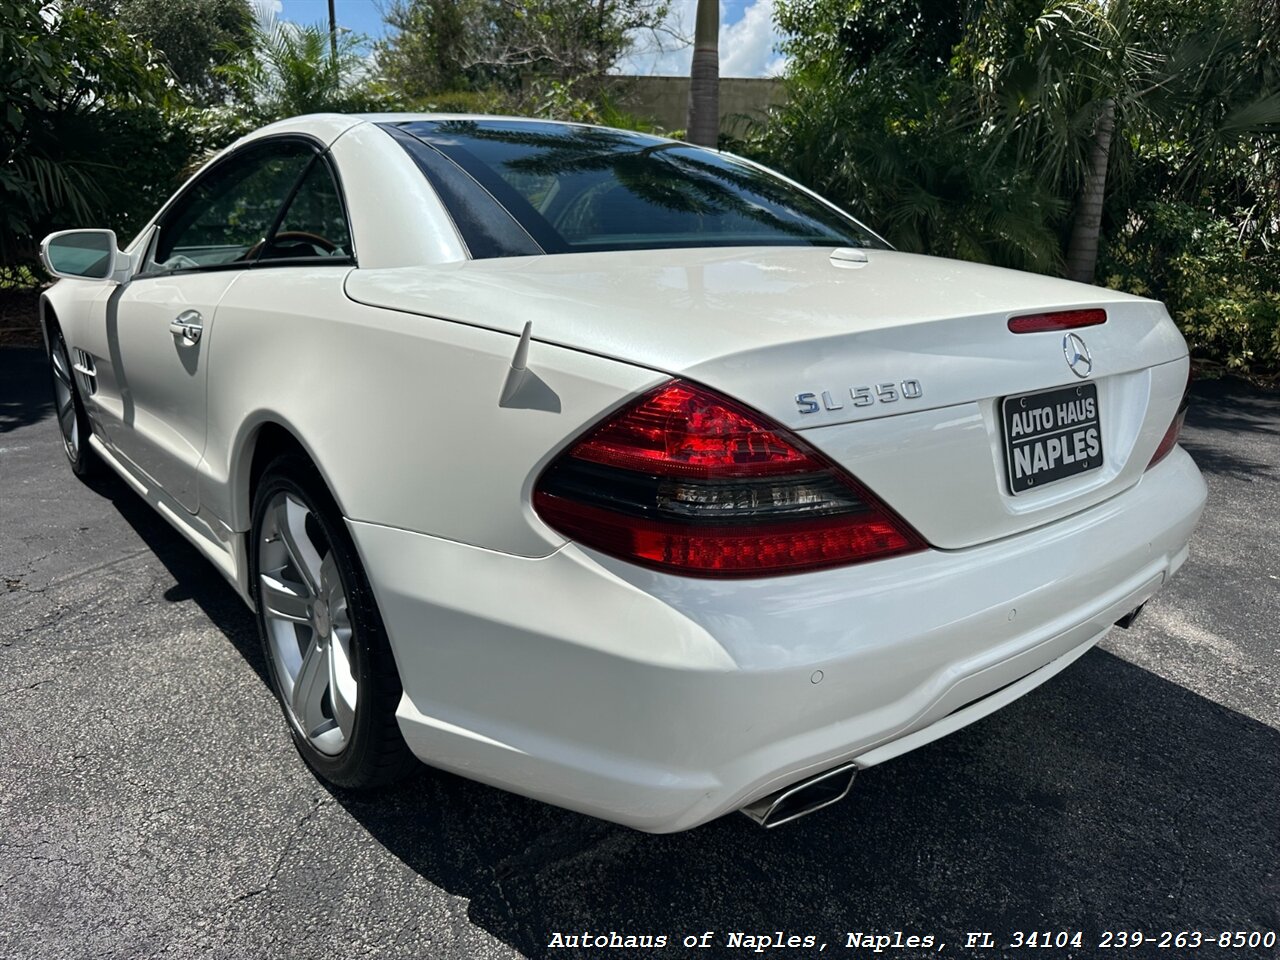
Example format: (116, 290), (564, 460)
(1062, 97), (1114, 283)
(967, 1), (1154, 282)
(686, 0), (719, 147)
(217, 23), (391, 125)
(975, 0), (1280, 283)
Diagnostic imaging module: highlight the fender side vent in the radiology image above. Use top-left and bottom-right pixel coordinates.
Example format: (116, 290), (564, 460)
(73, 349), (98, 396)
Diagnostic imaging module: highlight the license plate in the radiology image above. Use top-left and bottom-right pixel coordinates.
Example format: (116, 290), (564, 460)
(1001, 383), (1103, 494)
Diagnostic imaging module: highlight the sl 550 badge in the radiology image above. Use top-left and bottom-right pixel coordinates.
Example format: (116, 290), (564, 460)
(796, 380), (924, 414)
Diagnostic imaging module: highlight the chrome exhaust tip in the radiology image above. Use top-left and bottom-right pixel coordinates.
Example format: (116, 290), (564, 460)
(739, 762), (857, 829)
(1115, 602), (1146, 630)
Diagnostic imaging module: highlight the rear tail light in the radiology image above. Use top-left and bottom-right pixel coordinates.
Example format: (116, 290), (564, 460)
(533, 380), (926, 577)
(1146, 368), (1192, 470)
(1008, 309), (1107, 334)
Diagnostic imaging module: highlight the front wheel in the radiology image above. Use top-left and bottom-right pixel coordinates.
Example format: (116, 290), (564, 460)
(250, 453), (415, 789)
(48, 326), (98, 478)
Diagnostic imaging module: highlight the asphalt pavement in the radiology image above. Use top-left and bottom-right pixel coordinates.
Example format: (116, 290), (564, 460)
(1, 345), (1277, 960)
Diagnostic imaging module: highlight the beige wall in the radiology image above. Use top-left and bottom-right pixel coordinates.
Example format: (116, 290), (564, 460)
(599, 75), (787, 137)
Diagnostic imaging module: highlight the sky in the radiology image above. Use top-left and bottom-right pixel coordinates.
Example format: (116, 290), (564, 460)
(252, 0), (789, 78)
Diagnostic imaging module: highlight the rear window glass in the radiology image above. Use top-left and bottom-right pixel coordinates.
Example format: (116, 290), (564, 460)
(385, 120), (886, 258)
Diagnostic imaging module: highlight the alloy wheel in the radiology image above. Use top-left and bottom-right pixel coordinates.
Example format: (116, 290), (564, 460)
(50, 339), (79, 461)
(258, 491), (359, 756)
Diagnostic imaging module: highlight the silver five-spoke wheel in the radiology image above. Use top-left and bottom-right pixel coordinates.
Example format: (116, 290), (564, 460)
(50, 338), (79, 461)
(252, 453), (414, 788)
(258, 491), (359, 756)
(48, 327), (96, 478)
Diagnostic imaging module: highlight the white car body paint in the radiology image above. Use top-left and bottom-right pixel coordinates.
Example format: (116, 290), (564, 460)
(40, 114), (1206, 832)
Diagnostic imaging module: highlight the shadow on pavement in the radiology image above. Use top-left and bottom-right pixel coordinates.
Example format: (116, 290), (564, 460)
(0, 345), (52, 435)
(1182, 378), (1280, 484)
(78, 460), (270, 688)
(1178, 437), (1277, 483)
(1188, 377), (1280, 439)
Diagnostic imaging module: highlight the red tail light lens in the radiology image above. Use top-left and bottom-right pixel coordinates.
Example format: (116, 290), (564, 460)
(1008, 309), (1107, 334)
(570, 381), (819, 478)
(1147, 369), (1192, 470)
(533, 380), (926, 577)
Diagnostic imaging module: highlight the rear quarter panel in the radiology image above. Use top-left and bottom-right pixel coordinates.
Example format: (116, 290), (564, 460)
(199, 266), (663, 557)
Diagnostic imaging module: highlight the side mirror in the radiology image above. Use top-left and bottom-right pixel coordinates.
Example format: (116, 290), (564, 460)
(40, 229), (120, 282)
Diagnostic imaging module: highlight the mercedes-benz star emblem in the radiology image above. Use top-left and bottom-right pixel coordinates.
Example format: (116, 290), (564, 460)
(1063, 332), (1093, 378)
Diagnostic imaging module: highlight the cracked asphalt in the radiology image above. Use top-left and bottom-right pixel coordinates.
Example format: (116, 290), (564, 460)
(1, 345), (1277, 960)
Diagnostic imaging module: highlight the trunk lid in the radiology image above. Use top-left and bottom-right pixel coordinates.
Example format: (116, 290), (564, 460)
(346, 247), (1189, 548)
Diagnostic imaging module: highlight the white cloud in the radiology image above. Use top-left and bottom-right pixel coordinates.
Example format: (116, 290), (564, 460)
(613, 0), (696, 76)
(720, 0), (788, 77)
(613, 0), (787, 78)
(250, 0), (283, 26)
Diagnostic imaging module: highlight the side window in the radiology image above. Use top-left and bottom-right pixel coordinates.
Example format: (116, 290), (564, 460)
(150, 141), (315, 272)
(261, 158), (354, 262)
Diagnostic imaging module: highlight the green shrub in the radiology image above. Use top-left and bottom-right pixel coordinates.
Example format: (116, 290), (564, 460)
(1102, 201), (1280, 376)
(1175, 287), (1280, 378)
(1, 2), (182, 271)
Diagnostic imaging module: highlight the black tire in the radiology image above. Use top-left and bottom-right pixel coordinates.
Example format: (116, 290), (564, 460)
(48, 324), (99, 479)
(250, 452), (415, 789)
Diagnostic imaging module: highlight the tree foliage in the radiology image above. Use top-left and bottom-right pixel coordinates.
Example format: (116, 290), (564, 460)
(74, 0), (256, 104)
(0, 0), (672, 283)
(1103, 201), (1280, 374)
(375, 0), (673, 102)
(6, 0), (1276, 376)
(1, 1), (193, 275)
(763, 0), (1065, 271)
(378, 0), (478, 97)
(758, 0), (1280, 373)
(212, 23), (394, 128)
(776, 0), (979, 74)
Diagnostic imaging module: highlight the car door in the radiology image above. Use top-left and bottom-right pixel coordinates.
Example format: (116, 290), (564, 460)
(197, 149), (360, 526)
(89, 138), (318, 513)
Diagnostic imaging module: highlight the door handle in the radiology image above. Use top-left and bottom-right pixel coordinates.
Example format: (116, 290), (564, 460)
(169, 310), (203, 345)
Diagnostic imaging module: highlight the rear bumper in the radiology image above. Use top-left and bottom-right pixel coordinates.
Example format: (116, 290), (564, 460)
(349, 447), (1206, 832)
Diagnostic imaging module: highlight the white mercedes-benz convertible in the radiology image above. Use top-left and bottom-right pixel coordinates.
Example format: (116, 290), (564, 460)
(39, 113), (1205, 831)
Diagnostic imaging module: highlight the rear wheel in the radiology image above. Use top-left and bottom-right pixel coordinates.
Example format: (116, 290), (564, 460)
(250, 454), (415, 789)
(48, 325), (98, 478)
